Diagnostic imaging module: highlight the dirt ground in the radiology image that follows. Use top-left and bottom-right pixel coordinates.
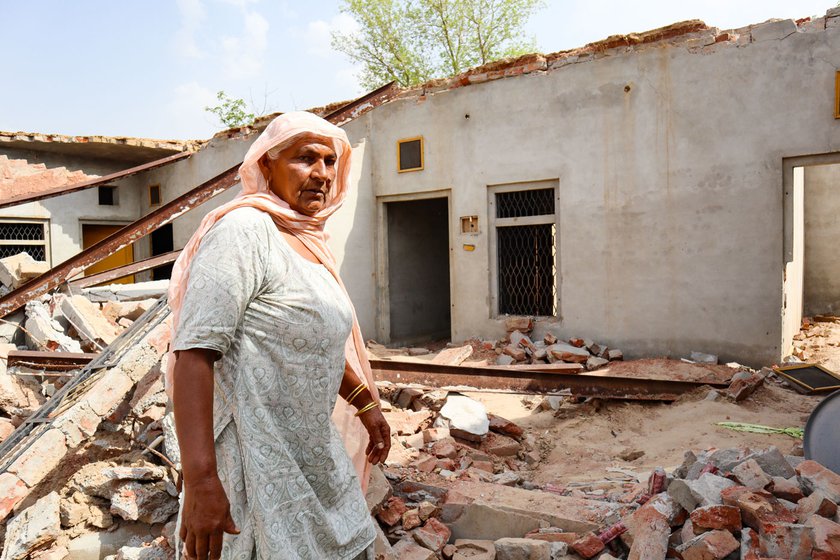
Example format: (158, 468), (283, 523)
(382, 319), (840, 487)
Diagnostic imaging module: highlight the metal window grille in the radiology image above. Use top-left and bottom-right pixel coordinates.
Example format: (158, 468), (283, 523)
(495, 188), (555, 218)
(491, 184), (558, 317)
(0, 220), (48, 262)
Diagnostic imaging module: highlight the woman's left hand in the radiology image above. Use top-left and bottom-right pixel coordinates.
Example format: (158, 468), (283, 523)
(358, 406), (391, 464)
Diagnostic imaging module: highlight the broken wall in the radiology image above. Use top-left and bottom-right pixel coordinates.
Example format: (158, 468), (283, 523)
(335, 16), (840, 365)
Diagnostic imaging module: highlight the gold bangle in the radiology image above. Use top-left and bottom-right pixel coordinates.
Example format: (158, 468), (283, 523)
(354, 401), (379, 417)
(346, 383), (367, 406)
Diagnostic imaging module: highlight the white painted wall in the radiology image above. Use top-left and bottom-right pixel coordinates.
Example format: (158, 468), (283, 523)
(328, 18), (840, 365)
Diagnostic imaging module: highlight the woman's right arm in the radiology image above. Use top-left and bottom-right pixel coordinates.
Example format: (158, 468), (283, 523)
(174, 348), (239, 560)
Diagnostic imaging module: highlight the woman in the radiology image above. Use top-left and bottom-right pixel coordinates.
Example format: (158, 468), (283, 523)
(167, 112), (391, 560)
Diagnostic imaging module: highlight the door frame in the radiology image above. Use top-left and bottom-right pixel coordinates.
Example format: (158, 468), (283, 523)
(781, 152), (840, 357)
(375, 189), (453, 344)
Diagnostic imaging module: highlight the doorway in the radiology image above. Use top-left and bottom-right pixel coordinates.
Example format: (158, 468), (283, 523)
(384, 197), (451, 345)
(81, 224), (134, 284)
(782, 155), (840, 356)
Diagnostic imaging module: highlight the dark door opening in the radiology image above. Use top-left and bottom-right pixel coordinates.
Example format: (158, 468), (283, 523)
(386, 197), (451, 344)
(150, 224), (174, 280)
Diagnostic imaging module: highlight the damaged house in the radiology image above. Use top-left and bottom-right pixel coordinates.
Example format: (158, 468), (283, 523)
(1, 9), (840, 560)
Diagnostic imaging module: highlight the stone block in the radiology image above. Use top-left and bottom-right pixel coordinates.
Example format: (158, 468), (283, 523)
(0, 492), (61, 560)
(494, 538), (551, 560)
(61, 295), (120, 347)
(433, 345), (473, 366)
(482, 432), (521, 457)
(795, 492), (837, 523)
(365, 465), (392, 514)
(751, 19), (797, 42)
(732, 458), (772, 490)
(758, 522), (814, 559)
(806, 514), (840, 559)
(689, 505), (742, 533)
(392, 538), (437, 560)
(109, 481), (179, 524)
(586, 357), (608, 370)
(453, 539), (495, 560)
(797, 460), (840, 503)
(571, 533), (605, 558)
(503, 345), (527, 362)
(440, 395), (489, 438)
(7, 428), (67, 487)
(547, 343), (589, 364)
(676, 530), (739, 560)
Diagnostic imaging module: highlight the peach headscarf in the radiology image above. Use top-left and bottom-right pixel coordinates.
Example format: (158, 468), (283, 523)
(166, 111), (379, 490)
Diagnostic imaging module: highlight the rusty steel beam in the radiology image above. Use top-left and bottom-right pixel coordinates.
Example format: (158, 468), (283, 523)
(68, 250), (182, 289)
(370, 359), (728, 401)
(0, 167), (237, 318)
(0, 152), (190, 210)
(6, 350), (98, 370)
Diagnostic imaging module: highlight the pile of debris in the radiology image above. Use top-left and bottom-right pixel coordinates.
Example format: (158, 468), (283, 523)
(368, 413), (840, 560)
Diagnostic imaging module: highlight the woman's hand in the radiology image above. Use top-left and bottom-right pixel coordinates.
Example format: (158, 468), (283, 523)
(180, 475), (240, 560)
(358, 406), (391, 464)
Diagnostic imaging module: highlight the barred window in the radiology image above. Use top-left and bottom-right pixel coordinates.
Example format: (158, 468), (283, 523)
(490, 183), (558, 317)
(0, 220), (49, 262)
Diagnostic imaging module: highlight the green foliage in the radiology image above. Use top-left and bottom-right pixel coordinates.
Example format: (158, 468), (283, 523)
(332, 0), (544, 89)
(204, 91), (256, 129)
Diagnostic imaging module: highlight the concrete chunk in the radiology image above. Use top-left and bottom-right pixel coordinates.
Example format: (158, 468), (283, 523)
(494, 538), (551, 560)
(61, 294), (120, 347)
(0, 492), (61, 560)
(440, 395), (489, 438)
(751, 19), (797, 42)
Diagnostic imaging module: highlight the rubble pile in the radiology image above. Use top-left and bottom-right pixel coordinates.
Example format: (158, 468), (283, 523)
(0, 254), (175, 560)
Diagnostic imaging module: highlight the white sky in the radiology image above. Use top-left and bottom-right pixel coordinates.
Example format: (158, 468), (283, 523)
(1, 0), (834, 140)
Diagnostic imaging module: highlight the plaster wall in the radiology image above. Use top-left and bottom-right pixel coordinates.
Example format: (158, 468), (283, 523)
(334, 19), (840, 365)
(804, 163), (840, 315)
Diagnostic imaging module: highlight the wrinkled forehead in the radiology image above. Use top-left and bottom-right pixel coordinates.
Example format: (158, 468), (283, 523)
(266, 132), (338, 159)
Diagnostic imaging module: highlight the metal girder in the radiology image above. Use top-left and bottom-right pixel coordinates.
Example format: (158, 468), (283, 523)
(6, 350), (97, 370)
(0, 167), (237, 318)
(69, 250), (182, 289)
(0, 152), (190, 210)
(324, 81), (398, 124)
(370, 359), (728, 401)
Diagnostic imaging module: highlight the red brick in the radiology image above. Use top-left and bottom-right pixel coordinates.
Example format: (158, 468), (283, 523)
(797, 460), (840, 504)
(571, 532), (605, 558)
(436, 458), (456, 471)
(806, 514), (840, 559)
(412, 517), (451, 551)
(0, 472), (28, 519)
(422, 427), (451, 444)
(413, 454), (438, 473)
(795, 492), (837, 523)
(377, 496), (407, 526)
(626, 504), (670, 560)
(690, 505), (742, 534)
(720, 486), (796, 532)
(471, 460), (494, 473)
(480, 432), (520, 457)
(741, 527), (761, 560)
(676, 530), (739, 560)
(769, 476), (805, 502)
(758, 522), (814, 560)
(488, 414), (523, 439)
(431, 439), (458, 459)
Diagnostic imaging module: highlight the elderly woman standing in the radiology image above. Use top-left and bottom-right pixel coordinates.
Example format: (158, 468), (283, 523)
(167, 112), (391, 560)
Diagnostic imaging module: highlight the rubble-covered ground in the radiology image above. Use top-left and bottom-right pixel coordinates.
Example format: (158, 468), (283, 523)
(0, 249), (839, 559)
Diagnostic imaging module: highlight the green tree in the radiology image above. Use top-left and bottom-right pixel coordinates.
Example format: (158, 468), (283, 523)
(205, 91), (255, 128)
(332, 0), (544, 89)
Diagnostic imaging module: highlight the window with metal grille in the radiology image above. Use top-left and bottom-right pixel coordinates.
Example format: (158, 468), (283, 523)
(0, 220), (49, 263)
(490, 184), (558, 317)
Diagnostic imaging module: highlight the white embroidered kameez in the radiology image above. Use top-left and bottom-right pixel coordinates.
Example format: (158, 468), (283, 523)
(173, 208), (376, 559)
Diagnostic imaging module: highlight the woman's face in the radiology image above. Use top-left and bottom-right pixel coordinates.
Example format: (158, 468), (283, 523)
(259, 134), (337, 216)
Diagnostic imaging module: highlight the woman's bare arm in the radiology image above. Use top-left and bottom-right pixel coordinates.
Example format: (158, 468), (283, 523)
(174, 349), (238, 560)
(338, 362), (391, 465)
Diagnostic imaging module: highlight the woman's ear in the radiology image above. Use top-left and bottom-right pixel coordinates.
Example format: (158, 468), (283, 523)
(257, 155), (271, 182)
